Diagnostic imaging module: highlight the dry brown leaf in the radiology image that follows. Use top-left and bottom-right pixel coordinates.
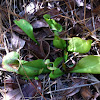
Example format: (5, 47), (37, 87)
(22, 80), (42, 98)
(92, 5), (100, 16)
(3, 88), (22, 100)
(31, 19), (49, 28)
(34, 7), (61, 20)
(4, 77), (19, 90)
(11, 33), (25, 51)
(24, 40), (50, 59)
(81, 87), (93, 100)
(61, 78), (85, 99)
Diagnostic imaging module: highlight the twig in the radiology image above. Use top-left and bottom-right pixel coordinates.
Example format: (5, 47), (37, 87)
(15, 76), (25, 100)
(46, 81), (100, 94)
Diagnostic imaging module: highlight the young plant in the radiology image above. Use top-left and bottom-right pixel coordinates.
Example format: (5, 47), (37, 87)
(2, 52), (64, 79)
(2, 17), (98, 80)
(43, 14), (66, 50)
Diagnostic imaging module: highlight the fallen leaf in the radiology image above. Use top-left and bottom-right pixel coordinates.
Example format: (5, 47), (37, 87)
(2, 79), (42, 100)
(11, 33), (25, 51)
(31, 19), (49, 28)
(62, 78), (85, 98)
(12, 25), (25, 35)
(24, 40), (50, 59)
(92, 5), (100, 15)
(22, 80), (42, 97)
(81, 87), (93, 100)
(3, 88), (22, 100)
(34, 27), (54, 39)
(35, 7), (61, 20)
(4, 77), (18, 90)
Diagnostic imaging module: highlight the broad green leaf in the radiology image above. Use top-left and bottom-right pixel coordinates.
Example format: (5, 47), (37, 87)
(53, 57), (63, 67)
(53, 35), (66, 50)
(38, 68), (44, 74)
(49, 68), (64, 79)
(43, 14), (62, 35)
(71, 55), (100, 74)
(14, 19), (39, 44)
(68, 37), (92, 53)
(18, 59), (50, 77)
(34, 76), (39, 80)
(21, 59), (47, 69)
(2, 52), (50, 78)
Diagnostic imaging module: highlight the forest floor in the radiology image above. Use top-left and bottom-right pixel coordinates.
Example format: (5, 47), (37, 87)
(0, 0), (100, 100)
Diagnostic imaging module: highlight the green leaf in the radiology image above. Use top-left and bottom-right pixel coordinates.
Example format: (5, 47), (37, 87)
(71, 55), (100, 74)
(18, 59), (50, 77)
(68, 37), (92, 53)
(14, 19), (39, 44)
(43, 14), (62, 35)
(53, 35), (66, 50)
(2, 52), (50, 78)
(2, 52), (19, 73)
(50, 19), (62, 32)
(43, 14), (51, 19)
(2, 51), (19, 65)
(64, 50), (68, 62)
(45, 59), (50, 65)
(47, 67), (57, 71)
(53, 57), (63, 67)
(34, 76), (39, 80)
(49, 68), (64, 79)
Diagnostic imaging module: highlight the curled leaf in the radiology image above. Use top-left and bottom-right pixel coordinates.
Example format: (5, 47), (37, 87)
(68, 37), (92, 53)
(2, 51), (19, 65)
(2, 52), (19, 73)
(2, 52), (50, 78)
(71, 55), (100, 74)
(43, 14), (62, 35)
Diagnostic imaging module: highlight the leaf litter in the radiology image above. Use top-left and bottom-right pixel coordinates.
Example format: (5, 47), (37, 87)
(0, 0), (100, 100)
